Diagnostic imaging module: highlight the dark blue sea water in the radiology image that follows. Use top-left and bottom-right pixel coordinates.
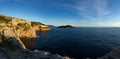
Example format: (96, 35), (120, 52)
(22, 27), (120, 59)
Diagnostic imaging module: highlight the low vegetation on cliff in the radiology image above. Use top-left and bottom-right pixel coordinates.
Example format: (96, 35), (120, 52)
(31, 22), (45, 26)
(0, 15), (11, 23)
(31, 21), (50, 31)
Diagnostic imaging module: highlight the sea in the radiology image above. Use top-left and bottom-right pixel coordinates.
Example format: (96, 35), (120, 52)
(21, 27), (120, 59)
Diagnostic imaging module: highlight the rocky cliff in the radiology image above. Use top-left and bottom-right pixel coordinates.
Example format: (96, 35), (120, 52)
(0, 14), (50, 38)
(0, 15), (71, 59)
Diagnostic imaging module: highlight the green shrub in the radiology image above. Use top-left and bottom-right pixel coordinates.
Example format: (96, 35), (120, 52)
(31, 22), (45, 26)
(0, 16), (11, 23)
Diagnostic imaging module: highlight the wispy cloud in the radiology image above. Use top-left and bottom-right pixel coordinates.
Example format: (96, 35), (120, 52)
(14, 0), (22, 2)
(64, 0), (111, 20)
(0, 0), (22, 2)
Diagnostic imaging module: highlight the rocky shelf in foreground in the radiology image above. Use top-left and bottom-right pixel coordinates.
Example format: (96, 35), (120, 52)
(97, 47), (120, 59)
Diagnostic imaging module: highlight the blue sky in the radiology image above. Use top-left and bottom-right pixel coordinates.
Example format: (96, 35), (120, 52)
(0, 0), (120, 27)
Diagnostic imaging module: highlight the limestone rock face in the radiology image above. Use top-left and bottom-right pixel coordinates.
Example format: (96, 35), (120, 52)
(31, 22), (50, 31)
(11, 18), (31, 26)
(11, 18), (36, 38)
(0, 27), (26, 49)
(15, 25), (36, 38)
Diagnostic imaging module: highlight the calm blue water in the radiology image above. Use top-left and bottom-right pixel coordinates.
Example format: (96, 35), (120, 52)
(27, 27), (120, 59)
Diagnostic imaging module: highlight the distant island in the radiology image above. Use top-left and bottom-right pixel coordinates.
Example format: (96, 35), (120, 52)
(57, 25), (74, 28)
